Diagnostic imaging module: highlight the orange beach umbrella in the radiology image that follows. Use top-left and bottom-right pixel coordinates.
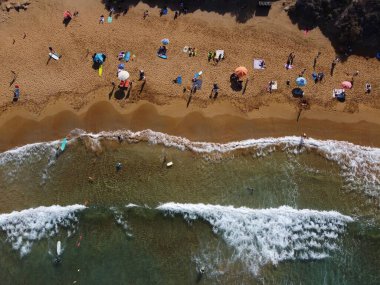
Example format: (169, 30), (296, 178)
(234, 66), (248, 78)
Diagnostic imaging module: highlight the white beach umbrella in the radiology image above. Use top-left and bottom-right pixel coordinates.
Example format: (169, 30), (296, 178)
(118, 70), (130, 81)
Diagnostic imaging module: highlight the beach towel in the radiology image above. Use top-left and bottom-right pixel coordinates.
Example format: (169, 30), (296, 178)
(333, 89), (344, 98)
(271, 81), (278, 90)
(254, 59), (265, 70)
(284, 63), (293, 69)
(176, 76), (182, 84)
(107, 16), (112, 23)
(215, 50), (224, 59)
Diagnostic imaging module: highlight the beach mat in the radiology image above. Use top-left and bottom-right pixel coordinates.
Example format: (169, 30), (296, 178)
(254, 59), (265, 69)
(271, 81), (278, 90)
(107, 16), (112, 23)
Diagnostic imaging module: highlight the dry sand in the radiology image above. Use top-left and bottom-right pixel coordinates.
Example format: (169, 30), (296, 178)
(0, 0), (379, 150)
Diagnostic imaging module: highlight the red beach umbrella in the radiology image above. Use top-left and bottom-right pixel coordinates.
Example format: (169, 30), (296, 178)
(234, 66), (248, 78)
(341, 81), (352, 89)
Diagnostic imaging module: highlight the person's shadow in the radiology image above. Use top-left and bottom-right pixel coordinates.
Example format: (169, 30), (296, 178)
(108, 83), (116, 99)
(114, 88), (125, 100)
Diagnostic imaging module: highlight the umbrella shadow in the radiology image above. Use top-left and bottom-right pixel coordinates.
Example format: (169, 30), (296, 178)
(230, 74), (243, 91)
(114, 88), (126, 100)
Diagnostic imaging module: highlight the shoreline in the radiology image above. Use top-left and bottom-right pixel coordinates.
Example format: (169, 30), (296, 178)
(1, 96), (380, 152)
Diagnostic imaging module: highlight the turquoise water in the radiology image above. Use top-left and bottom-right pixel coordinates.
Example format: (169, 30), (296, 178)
(0, 131), (379, 284)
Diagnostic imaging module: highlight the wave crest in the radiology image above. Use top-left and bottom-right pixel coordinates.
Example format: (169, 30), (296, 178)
(0, 205), (86, 257)
(157, 202), (353, 275)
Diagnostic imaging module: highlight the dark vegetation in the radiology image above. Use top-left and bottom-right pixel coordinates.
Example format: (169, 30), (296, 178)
(288, 0), (380, 56)
(102, 0), (276, 23)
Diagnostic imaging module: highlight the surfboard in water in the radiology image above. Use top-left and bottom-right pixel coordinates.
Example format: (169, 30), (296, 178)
(57, 241), (62, 256)
(99, 65), (103, 76)
(60, 138), (67, 151)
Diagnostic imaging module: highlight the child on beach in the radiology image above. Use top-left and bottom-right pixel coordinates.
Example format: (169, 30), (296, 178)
(99, 15), (105, 24)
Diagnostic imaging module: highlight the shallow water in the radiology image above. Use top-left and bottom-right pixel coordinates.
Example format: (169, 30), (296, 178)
(0, 130), (379, 284)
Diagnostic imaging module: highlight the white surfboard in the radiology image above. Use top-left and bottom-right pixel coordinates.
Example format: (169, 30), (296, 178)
(49, 53), (60, 60)
(57, 241), (62, 256)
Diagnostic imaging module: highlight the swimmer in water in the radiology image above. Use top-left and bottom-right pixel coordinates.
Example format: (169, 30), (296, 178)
(116, 162), (122, 171)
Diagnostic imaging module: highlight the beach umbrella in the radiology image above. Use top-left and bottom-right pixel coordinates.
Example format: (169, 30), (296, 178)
(63, 11), (72, 19)
(341, 81), (352, 89)
(93, 53), (104, 64)
(161, 38), (170, 45)
(296, 77), (307, 86)
(234, 66), (248, 78)
(118, 70), (130, 81)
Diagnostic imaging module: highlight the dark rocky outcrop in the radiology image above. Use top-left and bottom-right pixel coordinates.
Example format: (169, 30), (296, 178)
(288, 0), (380, 56)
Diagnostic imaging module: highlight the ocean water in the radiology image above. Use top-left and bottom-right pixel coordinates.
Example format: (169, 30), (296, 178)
(0, 129), (379, 284)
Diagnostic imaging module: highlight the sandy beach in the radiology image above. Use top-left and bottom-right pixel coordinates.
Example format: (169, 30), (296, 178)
(0, 0), (379, 149)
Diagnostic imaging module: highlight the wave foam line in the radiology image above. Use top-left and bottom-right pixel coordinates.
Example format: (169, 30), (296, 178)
(1, 129), (379, 198)
(157, 202), (353, 276)
(0, 205), (86, 257)
(88, 129), (380, 199)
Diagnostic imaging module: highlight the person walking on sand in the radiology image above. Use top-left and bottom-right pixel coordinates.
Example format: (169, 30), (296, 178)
(286, 79), (290, 87)
(99, 15), (105, 24)
(174, 10), (178, 20)
(13, 84), (20, 102)
(365, 83), (371, 94)
(139, 70), (145, 81)
(210, 83), (219, 99)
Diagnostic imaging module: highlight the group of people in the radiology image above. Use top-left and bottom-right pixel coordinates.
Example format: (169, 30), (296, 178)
(207, 51), (224, 64)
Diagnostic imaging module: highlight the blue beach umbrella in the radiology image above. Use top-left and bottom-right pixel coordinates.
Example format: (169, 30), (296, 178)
(161, 38), (170, 45)
(296, 77), (307, 87)
(93, 53), (104, 64)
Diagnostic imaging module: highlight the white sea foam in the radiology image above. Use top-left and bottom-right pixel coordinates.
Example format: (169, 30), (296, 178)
(85, 129), (380, 199)
(1, 129), (380, 198)
(157, 202), (353, 275)
(110, 207), (132, 237)
(0, 205), (86, 257)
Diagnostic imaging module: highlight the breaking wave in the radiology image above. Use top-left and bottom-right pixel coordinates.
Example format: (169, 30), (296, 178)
(157, 202), (353, 276)
(0, 205), (86, 257)
(1, 129), (379, 198)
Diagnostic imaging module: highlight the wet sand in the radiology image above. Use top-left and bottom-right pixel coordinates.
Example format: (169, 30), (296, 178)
(1, 96), (380, 152)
